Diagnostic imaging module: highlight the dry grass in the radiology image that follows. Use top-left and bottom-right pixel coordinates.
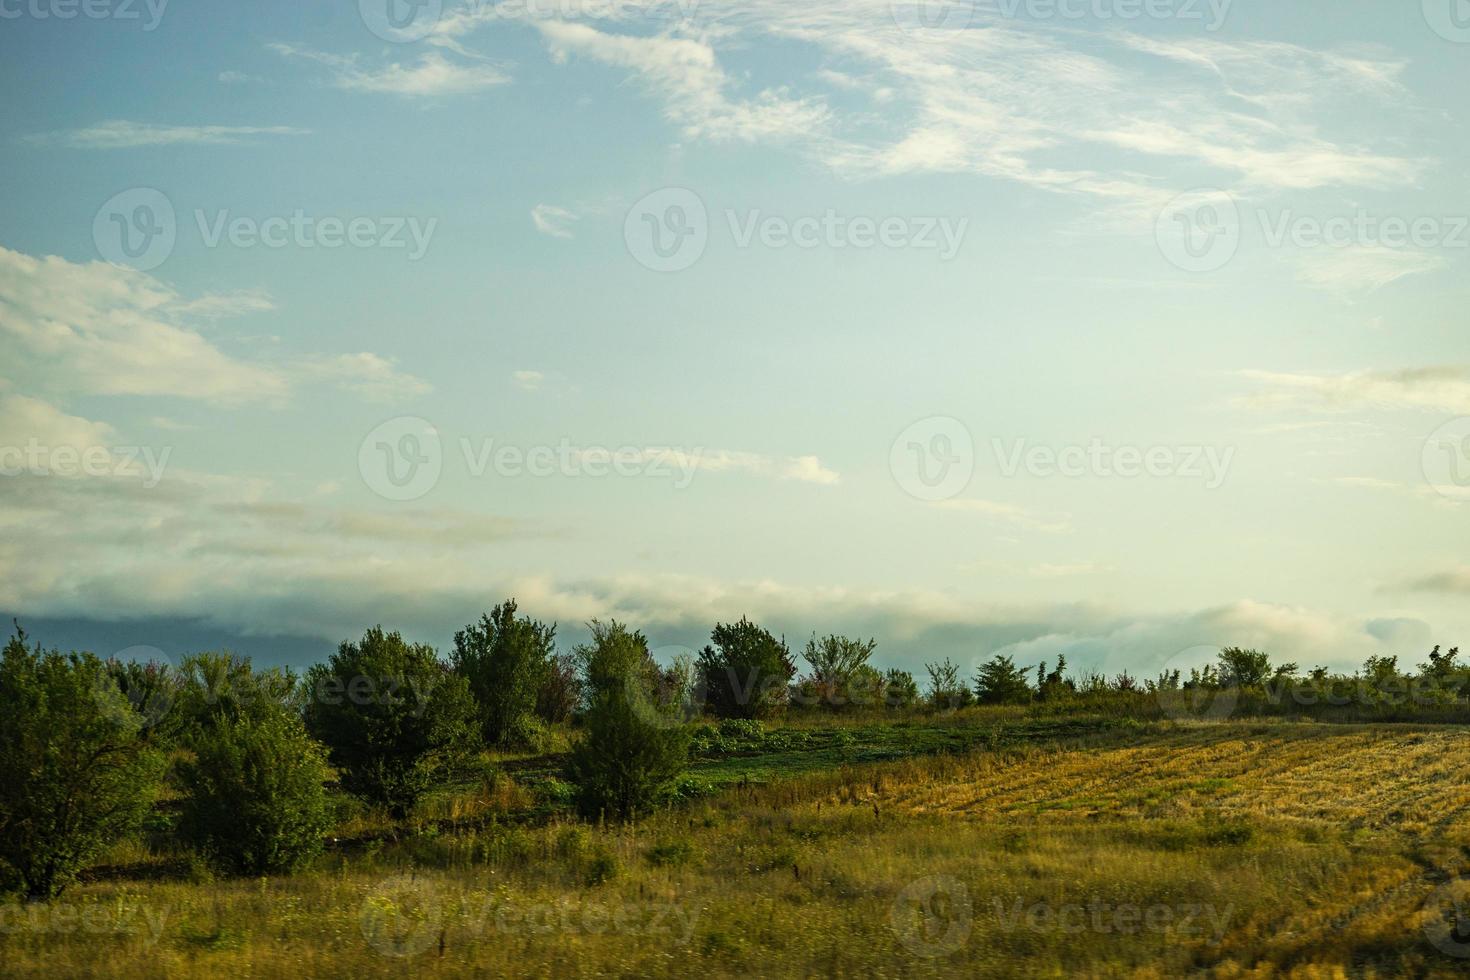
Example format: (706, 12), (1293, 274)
(3, 722), (1468, 978)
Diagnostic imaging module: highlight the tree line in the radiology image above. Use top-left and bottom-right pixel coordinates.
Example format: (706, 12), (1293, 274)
(2, 603), (1462, 901)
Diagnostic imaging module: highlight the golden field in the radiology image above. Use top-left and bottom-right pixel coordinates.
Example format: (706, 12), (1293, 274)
(3, 721), (1469, 978)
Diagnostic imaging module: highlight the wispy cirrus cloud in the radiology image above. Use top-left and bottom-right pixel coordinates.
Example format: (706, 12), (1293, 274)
(1237, 366), (1470, 416)
(933, 497), (1071, 533)
(531, 204), (578, 239)
(269, 43), (509, 96)
(537, 20), (831, 142)
(23, 119), (309, 149)
(1290, 246), (1448, 294)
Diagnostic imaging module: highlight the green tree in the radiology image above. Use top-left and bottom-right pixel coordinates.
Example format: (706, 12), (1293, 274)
(567, 621), (689, 821)
(800, 633), (878, 709)
(173, 651), (299, 744)
(0, 627), (165, 898)
(883, 668), (920, 708)
(177, 704), (333, 875)
(1217, 647), (1273, 687)
(974, 654), (1033, 706)
(924, 658), (973, 710)
(696, 618), (795, 719)
(452, 599), (557, 747)
(305, 626), (479, 817)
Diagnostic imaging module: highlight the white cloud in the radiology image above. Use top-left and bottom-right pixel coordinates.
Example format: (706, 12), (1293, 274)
(0, 246), (290, 405)
(270, 43), (509, 97)
(537, 21), (830, 142)
(933, 497), (1070, 533)
(0, 245), (428, 406)
(1290, 247), (1447, 294)
(531, 204), (578, 239)
(632, 448), (840, 484)
(25, 120), (308, 149)
(293, 353), (432, 402)
(512, 370), (545, 391)
(1238, 366), (1470, 415)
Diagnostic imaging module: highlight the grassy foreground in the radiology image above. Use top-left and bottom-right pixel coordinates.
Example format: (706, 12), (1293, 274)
(3, 720), (1469, 978)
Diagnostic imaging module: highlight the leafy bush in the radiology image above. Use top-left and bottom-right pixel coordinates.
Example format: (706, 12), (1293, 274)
(924, 658), (974, 710)
(452, 599), (558, 747)
(567, 621), (689, 821)
(974, 654), (1033, 705)
(305, 626), (480, 817)
(177, 705), (333, 875)
(798, 634), (879, 709)
(883, 668), (920, 708)
(0, 627), (166, 898)
(696, 618), (796, 719)
(173, 652), (298, 742)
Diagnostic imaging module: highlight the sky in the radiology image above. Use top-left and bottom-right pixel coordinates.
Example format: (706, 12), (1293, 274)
(1, 0), (1468, 681)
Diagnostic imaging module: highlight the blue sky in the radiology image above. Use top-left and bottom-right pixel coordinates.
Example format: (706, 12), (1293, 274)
(1, 0), (1468, 679)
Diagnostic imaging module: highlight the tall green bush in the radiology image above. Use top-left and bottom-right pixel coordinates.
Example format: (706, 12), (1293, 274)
(305, 626), (479, 817)
(696, 618), (795, 719)
(177, 705), (333, 875)
(452, 599), (557, 747)
(567, 621), (689, 821)
(0, 627), (165, 898)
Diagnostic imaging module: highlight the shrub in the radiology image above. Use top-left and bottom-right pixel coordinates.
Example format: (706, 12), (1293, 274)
(883, 669), (920, 708)
(0, 627), (166, 898)
(173, 652), (298, 743)
(924, 658), (973, 710)
(974, 654), (1033, 705)
(696, 618), (796, 719)
(452, 599), (558, 747)
(177, 706), (333, 875)
(799, 633), (877, 709)
(305, 626), (480, 817)
(567, 621), (689, 821)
